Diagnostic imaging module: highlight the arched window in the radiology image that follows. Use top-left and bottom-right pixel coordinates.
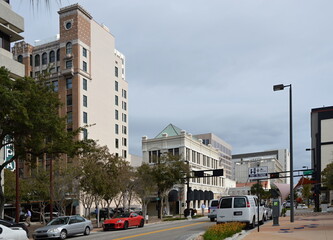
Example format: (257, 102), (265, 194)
(66, 42), (72, 55)
(17, 55), (23, 63)
(42, 52), (47, 65)
(34, 54), (40, 66)
(56, 49), (60, 61)
(49, 50), (55, 63)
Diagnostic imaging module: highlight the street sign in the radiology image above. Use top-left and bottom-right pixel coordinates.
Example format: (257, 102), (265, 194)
(303, 170), (314, 176)
(248, 166), (268, 180)
(4, 143), (15, 171)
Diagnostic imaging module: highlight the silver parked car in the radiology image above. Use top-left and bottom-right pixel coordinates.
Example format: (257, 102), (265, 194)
(32, 215), (93, 240)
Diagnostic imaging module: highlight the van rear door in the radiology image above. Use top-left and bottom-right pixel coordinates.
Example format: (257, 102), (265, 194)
(216, 197), (233, 222)
(232, 197), (249, 222)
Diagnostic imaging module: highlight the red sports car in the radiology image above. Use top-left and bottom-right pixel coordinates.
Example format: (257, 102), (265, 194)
(102, 212), (144, 230)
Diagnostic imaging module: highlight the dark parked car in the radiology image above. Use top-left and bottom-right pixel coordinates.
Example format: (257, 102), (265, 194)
(0, 219), (29, 237)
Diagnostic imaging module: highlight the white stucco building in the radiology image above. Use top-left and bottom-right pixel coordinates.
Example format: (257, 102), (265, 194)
(142, 124), (235, 216)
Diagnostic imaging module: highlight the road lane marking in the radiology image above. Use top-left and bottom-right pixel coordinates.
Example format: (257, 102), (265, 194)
(112, 222), (203, 240)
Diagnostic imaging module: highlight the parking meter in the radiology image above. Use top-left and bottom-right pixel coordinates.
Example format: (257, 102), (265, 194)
(272, 198), (280, 226)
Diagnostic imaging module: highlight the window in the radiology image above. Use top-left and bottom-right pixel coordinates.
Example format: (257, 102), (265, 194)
(115, 124), (119, 134)
(115, 138), (119, 148)
(234, 198), (246, 208)
(83, 78), (87, 90)
(122, 101), (127, 110)
(66, 60), (72, 69)
(123, 150), (127, 158)
(65, 21), (72, 30)
(83, 47), (87, 57)
(56, 49), (60, 61)
(123, 138), (127, 146)
(35, 71), (40, 77)
(83, 95), (87, 107)
(83, 61), (87, 72)
(83, 112), (88, 123)
(67, 112), (72, 123)
(34, 54), (40, 66)
(66, 78), (72, 89)
(83, 128), (88, 140)
(122, 89), (127, 99)
(42, 52), (47, 65)
(115, 95), (118, 106)
(122, 126), (127, 134)
(66, 42), (72, 55)
(115, 81), (118, 91)
(115, 110), (119, 120)
(115, 66), (118, 77)
(52, 81), (58, 92)
(149, 150), (161, 163)
(49, 51), (55, 63)
(30, 55), (32, 66)
(122, 113), (127, 123)
(17, 55), (23, 63)
(66, 95), (72, 106)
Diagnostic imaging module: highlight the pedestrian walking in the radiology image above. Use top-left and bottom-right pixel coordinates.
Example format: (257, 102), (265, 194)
(201, 203), (206, 216)
(25, 209), (31, 227)
(145, 213), (149, 224)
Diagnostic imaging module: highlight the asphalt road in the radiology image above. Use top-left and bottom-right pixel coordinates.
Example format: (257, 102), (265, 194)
(72, 217), (214, 240)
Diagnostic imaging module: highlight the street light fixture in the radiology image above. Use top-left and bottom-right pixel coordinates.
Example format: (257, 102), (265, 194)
(273, 83), (294, 222)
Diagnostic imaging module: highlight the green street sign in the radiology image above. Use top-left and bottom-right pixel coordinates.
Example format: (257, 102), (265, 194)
(304, 170), (314, 175)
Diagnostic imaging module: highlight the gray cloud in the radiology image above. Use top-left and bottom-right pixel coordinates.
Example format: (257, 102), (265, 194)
(11, 0), (333, 170)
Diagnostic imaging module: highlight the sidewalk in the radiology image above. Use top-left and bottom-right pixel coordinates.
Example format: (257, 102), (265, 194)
(240, 212), (333, 240)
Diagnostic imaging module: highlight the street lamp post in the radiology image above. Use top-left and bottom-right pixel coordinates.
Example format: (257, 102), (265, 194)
(273, 84), (294, 222)
(306, 147), (319, 211)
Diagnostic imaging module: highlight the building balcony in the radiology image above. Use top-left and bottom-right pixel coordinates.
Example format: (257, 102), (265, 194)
(62, 68), (74, 76)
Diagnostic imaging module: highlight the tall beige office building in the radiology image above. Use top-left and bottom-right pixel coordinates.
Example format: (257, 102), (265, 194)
(0, 0), (24, 77)
(12, 4), (128, 172)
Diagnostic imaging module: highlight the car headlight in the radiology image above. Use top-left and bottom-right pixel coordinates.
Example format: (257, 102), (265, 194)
(116, 220), (123, 223)
(47, 228), (60, 233)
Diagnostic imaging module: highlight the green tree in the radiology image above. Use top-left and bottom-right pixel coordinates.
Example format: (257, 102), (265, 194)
(322, 162), (333, 190)
(301, 184), (312, 207)
(134, 163), (157, 218)
(150, 154), (189, 218)
(0, 67), (81, 215)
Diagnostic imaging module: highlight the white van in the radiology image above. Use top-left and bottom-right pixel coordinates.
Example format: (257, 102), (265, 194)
(216, 195), (264, 229)
(207, 199), (219, 222)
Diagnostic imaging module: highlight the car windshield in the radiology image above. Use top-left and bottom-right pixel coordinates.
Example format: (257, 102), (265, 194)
(48, 217), (69, 226)
(114, 213), (130, 218)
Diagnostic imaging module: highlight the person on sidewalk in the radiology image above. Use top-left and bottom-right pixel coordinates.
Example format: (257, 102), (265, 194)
(201, 203), (206, 216)
(25, 209), (31, 227)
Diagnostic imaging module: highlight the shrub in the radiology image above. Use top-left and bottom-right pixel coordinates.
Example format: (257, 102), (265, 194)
(203, 222), (245, 240)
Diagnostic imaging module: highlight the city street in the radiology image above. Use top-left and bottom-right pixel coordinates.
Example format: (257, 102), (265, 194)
(63, 217), (213, 240)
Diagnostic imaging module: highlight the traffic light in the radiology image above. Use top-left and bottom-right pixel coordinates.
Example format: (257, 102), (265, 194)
(213, 169), (224, 176)
(193, 171), (204, 177)
(270, 172), (279, 179)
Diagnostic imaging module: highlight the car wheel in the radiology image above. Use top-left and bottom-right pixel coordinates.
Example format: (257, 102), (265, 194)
(259, 215), (264, 225)
(84, 227), (90, 235)
(250, 216), (255, 229)
(210, 218), (215, 222)
(60, 230), (67, 240)
(139, 219), (144, 228)
(123, 221), (128, 230)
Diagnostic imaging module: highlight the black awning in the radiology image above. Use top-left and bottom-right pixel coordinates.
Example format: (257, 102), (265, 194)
(194, 190), (200, 200)
(199, 190), (204, 200)
(168, 189), (179, 202)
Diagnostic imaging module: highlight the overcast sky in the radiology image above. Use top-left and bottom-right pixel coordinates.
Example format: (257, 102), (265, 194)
(11, 0), (333, 170)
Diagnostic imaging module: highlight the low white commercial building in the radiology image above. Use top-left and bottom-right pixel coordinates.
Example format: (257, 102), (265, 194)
(142, 124), (235, 216)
